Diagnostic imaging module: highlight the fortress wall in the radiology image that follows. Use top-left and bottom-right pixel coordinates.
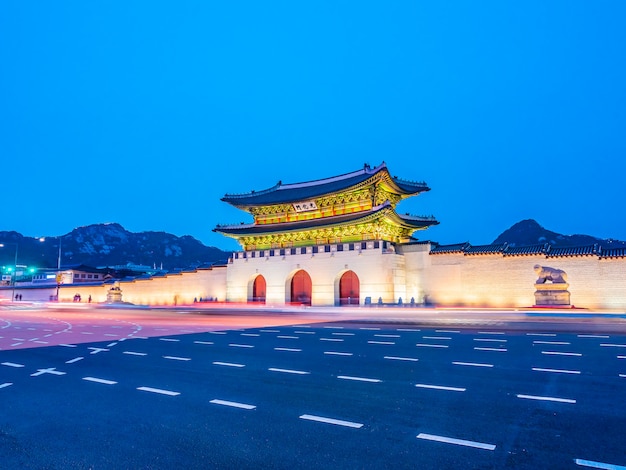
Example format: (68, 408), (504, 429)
(227, 244), (406, 306)
(404, 246), (626, 309)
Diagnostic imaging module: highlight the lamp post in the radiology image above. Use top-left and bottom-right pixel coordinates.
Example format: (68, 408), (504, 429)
(39, 236), (63, 301)
(0, 242), (19, 302)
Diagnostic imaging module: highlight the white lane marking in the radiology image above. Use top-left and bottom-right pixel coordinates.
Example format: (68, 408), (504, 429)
(375, 334), (400, 338)
(324, 326), (344, 329)
(0, 383), (12, 389)
(474, 338), (507, 343)
(31, 367), (66, 377)
(453, 362), (493, 368)
(337, 375), (381, 383)
(385, 356), (418, 362)
(360, 327), (380, 331)
(194, 341), (214, 345)
(213, 361), (245, 368)
(368, 341), (395, 345)
(575, 458), (626, 469)
(600, 343), (626, 348)
(81, 332), (94, 335)
(259, 329), (279, 333)
(416, 384), (465, 392)
(123, 351), (147, 356)
(2, 362), (24, 368)
(208, 331), (227, 335)
(417, 433), (495, 450)
(269, 368), (310, 375)
(517, 394), (576, 404)
(10, 342), (23, 347)
(65, 357), (84, 364)
(532, 367), (581, 374)
(332, 332), (354, 336)
(159, 338), (180, 342)
(526, 333), (556, 337)
(542, 351), (582, 357)
(477, 331), (505, 335)
(324, 351), (353, 356)
(533, 341), (570, 345)
(104, 334), (118, 337)
(83, 377), (117, 385)
(241, 333), (260, 337)
(58, 344), (77, 348)
(229, 343), (254, 348)
(294, 331), (316, 334)
(618, 356), (626, 359)
(416, 343), (448, 348)
(397, 328), (420, 332)
(436, 330), (460, 333)
(300, 414), (363, 428)
(88, 347), (109, 355)
(277, 336), (298, 339)
(474, 347), (507, 352)
(620, 374), (626, 378)
(210, 399), (256, 410)
(137, 386), (180, 396)
(423, 336), (451, 340)
(275, 347), (302, 352)
(163, 356), (191, 361)
(320, 338), (344, 342)
(577, 335), (609, 339)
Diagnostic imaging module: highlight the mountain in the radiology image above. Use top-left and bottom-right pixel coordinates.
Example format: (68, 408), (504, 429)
(0, 223), (231, 271)
(492, 219), (626, 248)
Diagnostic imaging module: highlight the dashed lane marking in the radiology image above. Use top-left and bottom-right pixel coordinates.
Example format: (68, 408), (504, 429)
(210, 399), (256, 410)
(83, 377), (117, 385)
(397, 328), (420, 332)
(324, 351), (353, 356)
(65, 357), (84, 364)
(59, 344), (77, 348)
(2, 362), (24, 368)
(574, 458), (626, 469)
(417, 433), (495, 451)
(320, 338), (344, 342)
(88, 347), (109, 355)
(299, 414), (363, 429)
(435, 330), (460, 333)
(323, 326), (344, 329)
(213, 361), (245, 368)
(532, 367), (581, 375)
(107, 342), (118, 347)
(415, 384), (465, 392)
(163, 356), (191, 361)
(0, 383), (12, 389)
(137, 386), (180, 396)
(229, 344), (254, 348)
(423, 336), (452, 340)
(526, 333), (557, 337)
(385, 356), (418, 362)
(268, 368), (310, 375)
(259, 330), (279, 333)
(474, 347), (507, 352)
(360, 327), (380, 331)
(159, 338), (180, 342)
(533, 341), (571, 345)
(618, 356), (626, 359)
(10, 343), (23, 347)
(276, 336), (298, 340)
(337, 375), (381, 383)
(474, 338), (507, 343)
(600, 343), (626, 348)
(517, 394), (576, 404)
(375, 334), (400, 338)
(452, 362), (494, 368)
(123, 351), (147, 356)
(240, 333), (260, 337)
(332, 332), (354, 336)
(275, 347), (302, 352)
(620, 374), (626, 378)
(542, 351), (582, 357)
(294, 331), (316, 334)
(416, 343), (448, 348)
(477, 331), (505, 335)
(368, 341), (395, 345)
(31, 368), (66, 377)
(577, 335), (610, 339)
(194, 341), (214, 345)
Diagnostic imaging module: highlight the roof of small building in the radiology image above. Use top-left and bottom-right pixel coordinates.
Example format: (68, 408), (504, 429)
(546, 244), (599, 257)
(503, 243), (550, 256)
(429, 242), (470, 254)
(215, 201), (438, 236)
(221, 162), (430, 207)
(599, 246), (626, 258)
(464, 243), (508, 255)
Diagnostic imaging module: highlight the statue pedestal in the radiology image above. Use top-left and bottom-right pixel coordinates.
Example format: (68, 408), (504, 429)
(106, 286), (123, 303)
(534, 283), (570, 306)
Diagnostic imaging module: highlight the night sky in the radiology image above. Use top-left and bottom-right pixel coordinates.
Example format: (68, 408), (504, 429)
(2, 2), (625, 251)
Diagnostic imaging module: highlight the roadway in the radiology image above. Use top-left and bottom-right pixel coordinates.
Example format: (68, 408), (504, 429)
(0, 305), (625, 469)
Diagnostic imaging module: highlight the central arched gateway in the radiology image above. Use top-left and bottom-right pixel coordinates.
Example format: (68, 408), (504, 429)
(290, 270), (312, 306)
(339, 270), (360, 305)
(251, 275), (266, 303)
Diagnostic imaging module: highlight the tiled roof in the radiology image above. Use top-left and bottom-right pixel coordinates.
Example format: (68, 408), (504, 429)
(503, 244), (550, 256)
(599, 247), (626, 258)
(464, 243), (508, 255)
(221, 162), (429, 206)
(546, 244), (599, 257)
(430, 242), (470, 254)
(215, 202), (438, 236)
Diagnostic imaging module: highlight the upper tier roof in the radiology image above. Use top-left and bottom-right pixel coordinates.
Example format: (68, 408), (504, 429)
(221, 162), (430, 207)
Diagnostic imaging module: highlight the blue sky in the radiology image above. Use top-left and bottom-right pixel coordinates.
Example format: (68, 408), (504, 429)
(1, 1), (625, 251)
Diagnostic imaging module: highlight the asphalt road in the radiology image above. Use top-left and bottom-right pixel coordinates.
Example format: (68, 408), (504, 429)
(1, 308), (625, 469)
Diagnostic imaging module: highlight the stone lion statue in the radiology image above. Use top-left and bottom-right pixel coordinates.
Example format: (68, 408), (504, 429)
(534, 265), (567, 284)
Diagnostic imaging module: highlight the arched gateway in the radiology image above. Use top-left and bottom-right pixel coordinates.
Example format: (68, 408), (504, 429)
(251, 275), (266, 303)
(290, 270), (312, 306)
(339, 270), (360, 305)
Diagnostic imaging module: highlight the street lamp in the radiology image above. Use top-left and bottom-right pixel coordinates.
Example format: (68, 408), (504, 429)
(39, 236), (63, 301)
(0, 242), (19, 302)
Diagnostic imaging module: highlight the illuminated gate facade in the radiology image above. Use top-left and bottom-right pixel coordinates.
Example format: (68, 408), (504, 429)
(339, 270), (359, 305)
(291, 270), (312, 305)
